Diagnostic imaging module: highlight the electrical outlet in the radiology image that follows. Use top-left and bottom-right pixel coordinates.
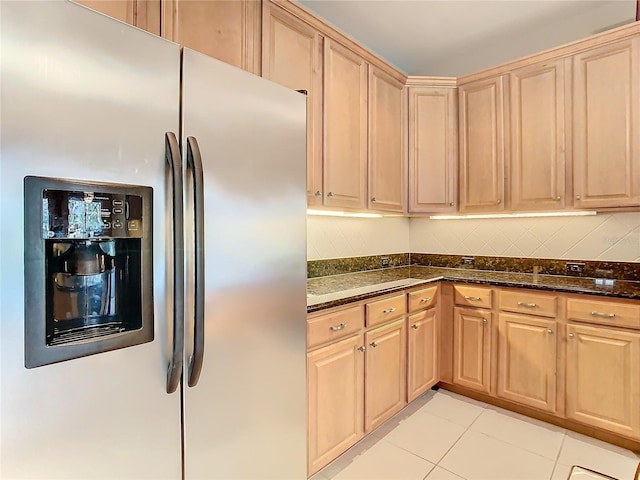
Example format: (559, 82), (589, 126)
(566, 262), (586, 275)
(380, 256), (390, 267)
(461, 256), (475, 266)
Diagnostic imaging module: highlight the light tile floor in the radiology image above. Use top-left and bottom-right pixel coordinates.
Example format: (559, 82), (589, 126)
(311, 389), (640, 480)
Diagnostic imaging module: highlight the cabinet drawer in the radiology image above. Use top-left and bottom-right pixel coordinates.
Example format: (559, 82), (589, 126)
(454, 285), (493, 309)
(567, 298), (640, 329)
(499, 289), (558, 318)
(308, 306), (364, 349)
(408, 285), (439, 312)
(366, 294), (406, 327)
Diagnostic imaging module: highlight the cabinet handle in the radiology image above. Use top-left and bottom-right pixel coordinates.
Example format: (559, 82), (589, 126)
(370, 341), (378, 348)
(357, 345), (366, 352)
(327, 191), (334, 197)
(330, 322), (347, 331)
(464, 295), (481, 301)
(482, 318), (487, 324)
(590, 311), (615, 318)
(383, 307), (396, 314)
(575, 195), (581, 200)
(411, 324), (419, 330)
(420, 297), (432, 303)
(314, 190), (322, 196)
(568, 333), (575, 338)
(517, 302), (537, 308)
(547, 328), (553, 334)
(371, 197), (377, 202)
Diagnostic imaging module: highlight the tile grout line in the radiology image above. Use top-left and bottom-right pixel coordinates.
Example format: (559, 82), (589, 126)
(549, 432), (568, 480)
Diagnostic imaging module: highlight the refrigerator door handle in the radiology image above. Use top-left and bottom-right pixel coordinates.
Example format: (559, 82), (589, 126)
(165, 132), (185, 394)
(186, 136), (205, 388)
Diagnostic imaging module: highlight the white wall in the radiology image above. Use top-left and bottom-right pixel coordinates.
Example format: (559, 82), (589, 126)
(410, 213), (640, 262)
(307, 213), (640, 262)
(307, 216), (410, 260)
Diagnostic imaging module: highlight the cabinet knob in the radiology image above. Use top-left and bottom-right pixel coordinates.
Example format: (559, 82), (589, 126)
(371, 197), (377, 202)
(327, 192), (334, 197)
(496, 199), (502, 204)
(370, 341), (378, 348)
(555, 196), (561, 201)
(357, 345), (366, 352)
(314, 190), (322, 196)
(482, 318), (487, 324)
(575, 195), (581, 200)
(568, 333), (575, 338)
(449, 202), (455, 207)
(547, 328), (553, 334)
(411, 324), (419, 330)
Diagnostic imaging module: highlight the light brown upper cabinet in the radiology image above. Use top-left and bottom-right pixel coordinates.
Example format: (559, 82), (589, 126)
(572, 37), (640, 209)
(261, 1), (323, 206)
(162, 0), (260, 74)
(458, 76), (507, 213)
(408, 84), (458, 213)
(323, 39), (368, 209)
(368, 67), (405, 212)
(509, 60), (566, 211)
(72, 0), (160, 34)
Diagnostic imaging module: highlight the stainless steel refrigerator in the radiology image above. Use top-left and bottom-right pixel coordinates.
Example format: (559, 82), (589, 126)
(0, 1), (307, 478)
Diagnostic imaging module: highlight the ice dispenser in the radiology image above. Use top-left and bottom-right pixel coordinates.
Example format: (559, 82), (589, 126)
(24, 177), (153, 368)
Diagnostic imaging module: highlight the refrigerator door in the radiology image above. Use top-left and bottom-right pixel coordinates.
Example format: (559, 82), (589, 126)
(181, 48), (307, 479)
(0, 2), (182, 478)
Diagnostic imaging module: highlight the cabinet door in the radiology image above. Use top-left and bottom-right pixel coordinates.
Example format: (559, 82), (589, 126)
(368, 67), (404, 212)
(573, 38), (640, 208)
(407, 309), (438, 402)
(261, 2), (323, 206)
(323, 39), (368, 209)
(566, 324), (640, 439)
(365, 319), (406, 432)
(307, 335), (364, 476)
(459, 76), (507, 212)
(510, 60), (566, 211)
(408, 86), (458, 213)
(162, 0), (260, 74)
(497, 313), (557, 412)
(453, 307), (491, 392)
(72, 0), (160, 34)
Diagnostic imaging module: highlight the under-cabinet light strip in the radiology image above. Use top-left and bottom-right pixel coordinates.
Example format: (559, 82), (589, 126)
(429, 211), (597, 220)
(307, 209), (383, 218)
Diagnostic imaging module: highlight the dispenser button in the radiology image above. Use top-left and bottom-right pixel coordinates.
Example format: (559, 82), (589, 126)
(112, 200), (124, 206)
(113, 207), (123, 214)
(127, 220), (139, 231)
(113, 220), (124, 229)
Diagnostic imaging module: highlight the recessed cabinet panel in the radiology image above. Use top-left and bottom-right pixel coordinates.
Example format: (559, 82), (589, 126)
(510, 60), (566, 211)
(323, 39), (368, 209)
(566, 324), (640, 438)
(573, 38), (640, 208)
(459, 76), (506, 212)
(368, 67), (404, 212)
(261, 2), (323, 206)
(162, 0), (260, 73)
(408, 87), (457, 213)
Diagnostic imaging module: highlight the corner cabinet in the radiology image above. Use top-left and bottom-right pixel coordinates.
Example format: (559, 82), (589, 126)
(407, 83), (458, 213)
(509, 60), (566, 211)
(572, 37), (640, 209)
(368, 67), (405, 212)
(323, 39), (368, 209)
(458, 75), (507, 213)
(261, 1), (323, 206)
(161, 0), (261, 74)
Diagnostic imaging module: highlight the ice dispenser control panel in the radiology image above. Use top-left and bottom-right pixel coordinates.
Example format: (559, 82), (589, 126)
(43, 190), (143, 239)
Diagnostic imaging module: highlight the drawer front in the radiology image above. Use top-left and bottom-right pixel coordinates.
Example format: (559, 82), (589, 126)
(307, 305), (364, 349)
(454, 285), (493, 309)
(567, 298), (640, 329)
(408, 285), (439, 312)
(366, 294), (407, 327)
(499, 289), (558, 318)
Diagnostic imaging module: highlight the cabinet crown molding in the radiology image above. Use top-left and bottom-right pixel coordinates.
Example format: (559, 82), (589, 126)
(406, 76), (457, 87)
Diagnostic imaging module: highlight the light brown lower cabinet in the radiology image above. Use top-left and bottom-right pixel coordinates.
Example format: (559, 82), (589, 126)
(364, 319), (407, 432)
(566, 323), (640, 439)
(453, 307), (492, 393)
(407, 308), (438, 402)
(307, 334), (364, 476)
(497, 313), (557, 412)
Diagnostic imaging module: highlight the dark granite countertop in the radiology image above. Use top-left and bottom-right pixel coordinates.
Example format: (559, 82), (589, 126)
(307, 265), (640, 313)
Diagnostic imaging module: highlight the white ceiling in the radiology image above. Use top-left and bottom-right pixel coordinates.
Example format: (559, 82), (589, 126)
(297, 0), (637, 76)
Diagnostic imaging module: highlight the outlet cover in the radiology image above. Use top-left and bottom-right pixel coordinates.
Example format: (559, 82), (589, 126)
(381, 256), (390, 267)
(566, 262), (586, 275)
